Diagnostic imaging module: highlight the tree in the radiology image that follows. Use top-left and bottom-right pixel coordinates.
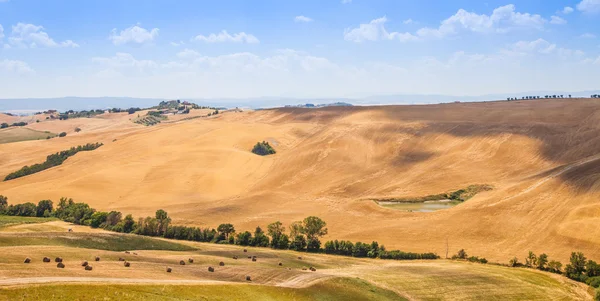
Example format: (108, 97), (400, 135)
(105, 211), (123, 228)
(251, 141), (276, 156)
(0, 195), (7, 213)
(537, 253), (548, 270)
(36, 200), (53, 217)
(155, 209), (171, 236)
(119, 214), (136, 233)
(289, 221), (303, 238)
(90, 211), (108, 228)
(526, 251), (538, 268)
(236, 231), (253, 246)
(587, 260), (600, 277)
(289, 235), (307, 251)
(548, 260), (563, 273)
(301, 216), (328, 241)
(565, 252), (587, 281)
(267, 221), (286, 249)
(252, 226), (269, 247)
(454, 249), (468, 259)
(0, 123), (8, 129)
(58, 132), (67, 137)
(217, 223), (235, 240)
(509, 257), (520, 267)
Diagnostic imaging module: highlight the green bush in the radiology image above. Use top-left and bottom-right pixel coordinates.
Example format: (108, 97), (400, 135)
(595, 289), (600, 301)
(586, 277), (600, 288)
(251, 141), (276, 156)
(58, 132), (67, 137)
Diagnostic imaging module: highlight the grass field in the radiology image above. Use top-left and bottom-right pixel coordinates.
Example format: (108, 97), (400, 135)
(0, 278), (405, 301)
(0, 127), (56, 144)
(0, 216), (58, 228)
(0, 220), (592, 300)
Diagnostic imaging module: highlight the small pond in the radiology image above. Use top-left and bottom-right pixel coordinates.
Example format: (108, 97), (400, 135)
(377, 200), (462, 212)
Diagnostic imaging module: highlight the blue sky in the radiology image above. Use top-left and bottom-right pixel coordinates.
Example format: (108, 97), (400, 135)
(0, 0), (599, 99)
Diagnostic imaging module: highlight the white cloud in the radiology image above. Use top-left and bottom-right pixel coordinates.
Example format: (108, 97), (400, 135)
(92, 53), (158, 76)
(109, 25), (159, 45)
(344, 17), (418, 42)
(577, 0), (600, 13)
(176, 48), (201, 59)
(562, 6), (574, 14)
(510, 39), (557, 54)
(0, 24), (4, 39)
(192, 30), (259, 44)
(550, 16), (567, 24)
(341, 0), (352, 3)
(8, 23), (79, 48)
(417, 5), (546, 38)
(294, 15), (313, 23)
(0, 59), (34, 75)
(403, 19), (414, 24)
(580, 33), (597, 39)
(170, 41), (185, 47)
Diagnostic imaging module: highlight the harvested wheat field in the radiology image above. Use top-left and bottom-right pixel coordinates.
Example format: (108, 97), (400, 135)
(1, 98), (600, 266)
(0, 218), (592, 300)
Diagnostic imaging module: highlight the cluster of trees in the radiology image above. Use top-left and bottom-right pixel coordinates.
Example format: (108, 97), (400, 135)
(109, 107), (142, 114)
(508, 251), (600, 290)
(0, 196), (54, 217)
(58, 109), (104, 120)
(4, 142), (103, 181)
(507, 95), (572, 101)
(207, 110), (219, 116)
(451, 249), (488, 264)
(252, 141), (276, 156)
(1, 122), (28, 129)
(592, 95), (600, 98)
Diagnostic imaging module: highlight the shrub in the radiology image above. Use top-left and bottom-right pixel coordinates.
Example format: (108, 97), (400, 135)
(0, 123), (8, 128)
(595, 289), (600, 301)
(452, 249), (468, 260)
(251, 141), (276, 156)
(58, 132), (67, 137)
(74, 127), (81, 132)
(509, 257), (521, 267)
(586, 276), (600, 288)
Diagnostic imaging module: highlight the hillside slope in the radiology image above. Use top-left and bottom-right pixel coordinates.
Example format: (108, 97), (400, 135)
(2, 99), (600, 262)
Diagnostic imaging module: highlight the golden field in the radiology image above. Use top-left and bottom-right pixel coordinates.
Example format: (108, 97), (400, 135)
(1, 98), (600, 265)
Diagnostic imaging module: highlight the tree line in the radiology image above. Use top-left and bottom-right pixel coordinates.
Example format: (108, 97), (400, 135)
(3, 143), (103, 181)
(1, 122), (28, 129)
(0, 196), (438, 262)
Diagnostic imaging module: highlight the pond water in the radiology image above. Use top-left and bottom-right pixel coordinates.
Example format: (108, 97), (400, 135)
(378, 200), (462, 212)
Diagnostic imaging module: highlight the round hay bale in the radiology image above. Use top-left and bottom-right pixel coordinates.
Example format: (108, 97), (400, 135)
(179, 260), (186, 265)
(233, 256), (238, 260)
(166, 267), (172, 273)
(124, 261), (130, 267)
(95, 256), (100, 261)
(23, 258), (31, 263)
(243, 249), (247, 252)
(247, 256), (252, 259)
(278, 262), (283, 266)
(118, 257), (125, 261)
(302, 267), (307, 271)
(43, 257), (51, 263)
(57, 262), (65, 268)
(81, 261), (88, 267)
(297, 256), (302, 260)
(310, 267), (316, 272)
(219, 261), (225, 266)
(245, 275), (251, 281)
(68, 228), (72, 232)
(85, 265), (93, 271)
(55, 257), (63, 263)
(188, 258), (194, 263)
(208, 267), (214, 272)
(124, 251), (130, 254)
(252, 257), (257, 262)
(133, 252), (138, 256)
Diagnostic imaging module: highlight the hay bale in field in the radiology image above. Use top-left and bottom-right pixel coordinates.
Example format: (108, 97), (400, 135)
(302, 267), (307, 270)
(208, 267), (214, 272)
(252, 257), (257, 262)
(179, 260), (186, 265)
(233, 256), (238, 260)
(166, 267), (172, 273)
(245, 275), (251, 281)
(243, 249), (247, 252)
(133, 252), (138, 255)
(43, 257), (51, 263)
(68, 228), (72, 232)
(85, 265), (93, 271)
(124, 251), (130, 254)
(95, 256), (100, 261)
(188, 258), (194, 263)
(118, 257), (125, 261)
(278, 262), (283, 266)
(247, 256), (252, 259)
(219, 261), (225, 266)
(55, 257), (63, 263)
(124, 261), (130, 267)
(309, 267), (316, 272)
(23, 258), (31, 263)
(81, 261), (88, 267)
(297, 256), (302, 260)
(57, 262), (65, 268)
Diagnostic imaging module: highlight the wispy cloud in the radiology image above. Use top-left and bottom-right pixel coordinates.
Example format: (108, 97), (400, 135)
(8, 23), (79, 48)
(577, 0), (600, 13)
(192, 30), (259, 44)
(294, 15), (313, 23)
(109, 25), (159, 45)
